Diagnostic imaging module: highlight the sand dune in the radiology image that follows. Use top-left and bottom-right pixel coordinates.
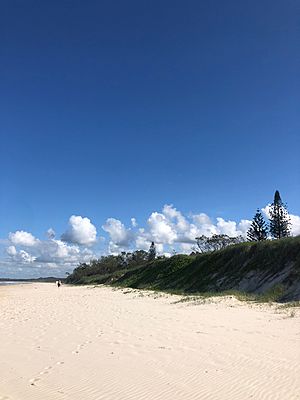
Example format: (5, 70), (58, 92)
(0, 283), (299, 400)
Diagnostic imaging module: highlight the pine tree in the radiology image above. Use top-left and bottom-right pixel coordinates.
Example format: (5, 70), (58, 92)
(269, 190), (291, 239)
(247, 209), (268, 241)
(148, 241), (156, 261)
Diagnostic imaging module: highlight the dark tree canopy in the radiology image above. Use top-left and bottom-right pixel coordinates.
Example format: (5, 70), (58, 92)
(195, 234), (244, 253)
(269, 190), (291, 239)
(247, 209), (268, 241)
(65, 250), (150, 284)
(148, 241), (156, 260)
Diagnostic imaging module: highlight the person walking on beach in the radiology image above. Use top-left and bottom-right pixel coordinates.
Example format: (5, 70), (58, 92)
(56, 280), (61, 288)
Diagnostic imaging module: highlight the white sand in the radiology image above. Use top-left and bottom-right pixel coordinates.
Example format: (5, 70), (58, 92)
(0, 283), (299, 400)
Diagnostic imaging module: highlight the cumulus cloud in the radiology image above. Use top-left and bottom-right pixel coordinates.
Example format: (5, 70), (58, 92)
(9, 230), (39, 247)
(61, 215), (97, 246)
(261, 205), (271, 219)
(4, 216), (98, 277)
(6, 246), (36, 263)
(102, 218), (133, 247)
(0, 216), (97, 277)
(216, 217), (251, 237)
(238, 219), (252, 235)
(135, 230), (151, 251)
(163, 205), (189, 231)
(4, 237), (96, 277)
(147, 212), (177, 244)
(131, 218), (137, 227)
(290, 214), (300, 236)
(192, 213), (218, 237)
(6, 237), (94, 266)
(2, 204), (300, 278)
(6, 245), (17, 256)
(36, 240), (80, 263)
(46, 228), (56, 239)
(18, 250), (36, 263)
(147, 205), (250, 249)
(102, 204), (254, 255)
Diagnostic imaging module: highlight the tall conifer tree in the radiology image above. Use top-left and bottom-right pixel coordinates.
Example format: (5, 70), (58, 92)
(148, 241), (156, 261)
(269, 190), (291, 239)
(247, 209), (268, 241)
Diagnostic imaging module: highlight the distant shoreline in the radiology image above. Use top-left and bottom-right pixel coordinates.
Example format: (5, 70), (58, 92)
(0, 281), (32, 286)
(0, 277), (64, 283)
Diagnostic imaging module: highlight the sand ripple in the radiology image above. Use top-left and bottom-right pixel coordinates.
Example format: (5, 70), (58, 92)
(0, 284), (299, 399)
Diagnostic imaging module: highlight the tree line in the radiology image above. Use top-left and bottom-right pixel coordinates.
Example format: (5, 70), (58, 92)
(195, 190), (291, 253)
(66, 243), (159, 283)
(246, 190), (290, 241)
(67, 190), (292, 281)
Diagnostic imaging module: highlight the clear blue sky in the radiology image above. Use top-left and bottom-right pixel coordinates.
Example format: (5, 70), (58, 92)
(0, 1), (299, 276)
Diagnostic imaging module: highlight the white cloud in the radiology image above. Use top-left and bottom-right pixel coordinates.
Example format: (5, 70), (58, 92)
(36, 239), (80, 263)
(290, 214), (300, 236)
(261, 205), (271, 219)
(102, 204), (256, 255)
(2, 203), (300, 278)
(156, 243), (164, 254)
(131, 218), (137, 227)
(180, 242), (195, 253)
(238, 219), (252, 235)
(9, 230), (39, 247)
(147, 212), (177, 244)
(163, 204), (190, 233)
(61, 215), (97, 246)
(46, 228), (56, 239)
(6, 246), (36, 264)
(193, 213), (211, 225)
(102, 218), (133, 247)
(6, 245), (17, 256)
(216, 218), (242, 237)
(134, 228), (150, 250)
(18, 250), (36, 263)
(4, 236), (96, 277)
(4, 217), (98, 276)
(191, 213), (217, 238)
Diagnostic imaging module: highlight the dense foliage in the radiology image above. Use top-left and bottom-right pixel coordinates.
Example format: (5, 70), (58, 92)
(66, 236), (300, 301)
(195, 234), (244, 252)
(247, 209), (268, 241)
(148, 242), (156, 260)
(269, 190), (291, 239)
(66, 190), (298, 300)
(114, 236), (300, 301)
(65, 250), (165, 284)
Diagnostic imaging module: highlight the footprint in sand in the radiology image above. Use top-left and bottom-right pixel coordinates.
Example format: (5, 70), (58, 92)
(72, 345), (83, 354)
(29, 377), (41, 386)
(39, 370), (49, 375)
(72, 340), (93, 354)
(158, 346), (172, 350)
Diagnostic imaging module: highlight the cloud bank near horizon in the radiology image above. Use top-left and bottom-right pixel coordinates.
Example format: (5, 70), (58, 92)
(1, 204), (300, 278)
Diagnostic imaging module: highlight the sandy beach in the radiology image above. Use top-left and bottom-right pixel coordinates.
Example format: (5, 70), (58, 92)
(0, 283), (299, 400)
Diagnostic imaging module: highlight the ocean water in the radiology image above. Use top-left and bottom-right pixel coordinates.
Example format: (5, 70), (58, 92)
(0, 281), (28, 286)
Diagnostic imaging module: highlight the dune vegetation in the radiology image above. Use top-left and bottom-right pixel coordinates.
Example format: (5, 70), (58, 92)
(66, 236), (300, 302)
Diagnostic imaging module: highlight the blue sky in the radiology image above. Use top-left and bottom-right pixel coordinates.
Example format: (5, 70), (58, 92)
(0, 0), (299, 277)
